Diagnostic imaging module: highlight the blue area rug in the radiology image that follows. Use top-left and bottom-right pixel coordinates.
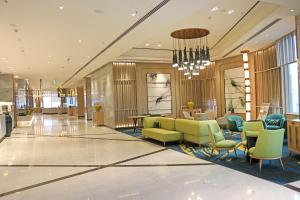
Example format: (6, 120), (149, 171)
(120, 128), (300, 185)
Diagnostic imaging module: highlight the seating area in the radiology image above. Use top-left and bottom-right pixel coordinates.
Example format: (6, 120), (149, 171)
(141, 116), (287, 166)
(1, 0), (300, 198)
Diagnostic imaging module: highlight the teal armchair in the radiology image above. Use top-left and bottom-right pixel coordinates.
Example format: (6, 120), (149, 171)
(264, 114), (285, 130)
(249, 129), (285, 172)
(226, 115), (243, 133)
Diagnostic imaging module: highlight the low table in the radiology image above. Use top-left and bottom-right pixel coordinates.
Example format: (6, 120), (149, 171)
(128, 115), (149, 133)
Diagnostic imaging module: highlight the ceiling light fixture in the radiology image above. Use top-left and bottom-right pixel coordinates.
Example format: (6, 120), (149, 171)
(211, 7), (219, 12)
(59, 6), (64, 10)
(227, 9), (234, 15)
(157, 43), (162, 47)
(171, 28), (211, 79)
(290, 9), (294, 12)
(78, 39), (82, 43)
(145, 43), (150, 47)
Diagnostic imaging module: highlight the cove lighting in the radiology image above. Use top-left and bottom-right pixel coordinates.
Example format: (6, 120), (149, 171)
(242, 50), (251, 121)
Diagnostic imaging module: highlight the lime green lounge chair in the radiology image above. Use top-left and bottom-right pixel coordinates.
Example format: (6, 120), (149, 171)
(207, 120), (237, 157)
(249, 129), (285, 172)
(240, 121), (265, 154)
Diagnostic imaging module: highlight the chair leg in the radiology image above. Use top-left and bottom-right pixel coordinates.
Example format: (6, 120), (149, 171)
(210, 148), (214, 157)
(234, 148), (238, 158)
(279, 158), (284, 170)
(259, 160), (263, 172)
(250, 157), (252, 165)
(163, 142), (166, 147)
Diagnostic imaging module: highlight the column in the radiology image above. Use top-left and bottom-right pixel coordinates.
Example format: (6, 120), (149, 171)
(85, 77), (92, 120)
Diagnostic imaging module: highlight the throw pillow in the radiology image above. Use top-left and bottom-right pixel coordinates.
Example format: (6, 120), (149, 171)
(267, 119), (280, 126)
(153, 121), (160, 128)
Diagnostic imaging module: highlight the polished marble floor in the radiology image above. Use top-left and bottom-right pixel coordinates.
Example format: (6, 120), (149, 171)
(0, 114), (299, 199)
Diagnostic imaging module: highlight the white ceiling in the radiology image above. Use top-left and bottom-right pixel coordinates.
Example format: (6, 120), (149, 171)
(0, 0), (299, 89)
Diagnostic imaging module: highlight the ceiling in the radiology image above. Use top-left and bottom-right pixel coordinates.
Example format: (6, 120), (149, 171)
(0, 0), (299, 89)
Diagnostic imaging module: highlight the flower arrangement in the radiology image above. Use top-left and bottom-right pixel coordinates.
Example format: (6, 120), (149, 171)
(94, 103), (102, 112)
(187, 100), (195, 110)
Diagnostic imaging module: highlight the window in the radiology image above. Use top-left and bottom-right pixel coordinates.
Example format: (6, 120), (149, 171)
(284, 62), (299, 113)
(42, 91), (61, 108)
(276, 31), (299, 114)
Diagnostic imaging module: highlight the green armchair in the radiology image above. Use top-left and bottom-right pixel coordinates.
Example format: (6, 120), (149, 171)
(226, 115), (243, 133)
(264, 114), (285, 130)
(249, 129), (285, 172)
(207, 120), (237, 158)
(240, 121), (265, 154)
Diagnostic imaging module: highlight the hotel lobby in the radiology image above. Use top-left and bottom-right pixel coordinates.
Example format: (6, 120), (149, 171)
(0, 0), (300, 199)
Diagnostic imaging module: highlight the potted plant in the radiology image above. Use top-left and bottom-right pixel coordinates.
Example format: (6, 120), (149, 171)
(94, 103), (102, 112)
(187, 100), (195, 110)
(93, 103), (104, 126)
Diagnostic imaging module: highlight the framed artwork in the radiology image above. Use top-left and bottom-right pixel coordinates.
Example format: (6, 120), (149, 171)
(147, 73), (172, 114)
(224, 67), (246, 113)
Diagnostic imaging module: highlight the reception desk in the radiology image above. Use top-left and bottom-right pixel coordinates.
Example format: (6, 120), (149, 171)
(287, 119), (300, 154)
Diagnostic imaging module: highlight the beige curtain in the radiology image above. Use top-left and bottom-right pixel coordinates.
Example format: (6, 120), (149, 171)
(254, 45), (283, 114)
(112, 62), (137, 127)
(178, 63), (216, 111)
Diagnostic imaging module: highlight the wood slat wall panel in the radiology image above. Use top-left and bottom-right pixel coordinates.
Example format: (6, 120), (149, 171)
(113, 63), (137, 127)
(178, 63), (217, 112)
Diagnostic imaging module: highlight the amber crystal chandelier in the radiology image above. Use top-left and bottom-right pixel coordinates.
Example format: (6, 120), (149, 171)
(171, 28), (211, 79)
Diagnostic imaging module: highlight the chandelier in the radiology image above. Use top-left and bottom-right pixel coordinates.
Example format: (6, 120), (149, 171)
(170, 28), (211, 79)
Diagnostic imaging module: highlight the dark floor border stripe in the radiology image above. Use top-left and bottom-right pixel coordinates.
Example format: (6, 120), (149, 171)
(0, 136), (5, 144)
(0, 164), (104, 168)
(11, 132), (117, 137)
(0, 148), (167, 197)
(62, 0), (171, 86)
(114, 163), (215, 167)
(67, 136), (145, 142)
(284, 184), (300, 192)
(8, 135), (144, 142)
(0, 162), (215, 168)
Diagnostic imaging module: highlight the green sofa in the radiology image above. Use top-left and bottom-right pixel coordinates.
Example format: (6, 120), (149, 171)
(142, 117), (183, 146)
(142, 117), (211, 145)
(175, 119), (210, 145)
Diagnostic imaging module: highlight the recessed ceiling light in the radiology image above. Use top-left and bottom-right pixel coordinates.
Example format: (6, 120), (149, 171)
(47, 61), (51, 64)
(157, 43), (161, 47)
(227, 9), (234, 15)
(59, 6), (64, 10)
(78, 39), (82, 43)
(290, 9), (294, 12)
(145, 43), (150, 47)
(94, 9), (104, 14)
(211, 7), (219, 12)
(87, 55), (90, 58)
(14, 75), (19, 78)
(131, 11), (138, 17)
